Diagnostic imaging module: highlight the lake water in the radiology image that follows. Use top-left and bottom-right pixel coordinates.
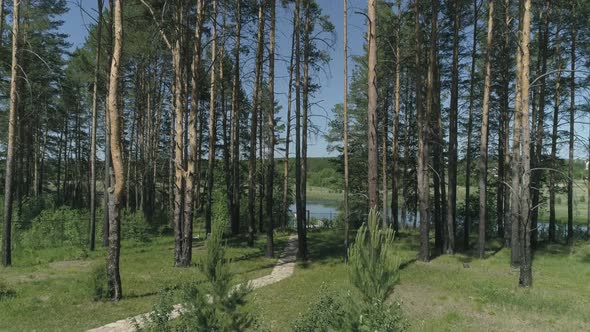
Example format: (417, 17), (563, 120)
(290, 201), (340, 220)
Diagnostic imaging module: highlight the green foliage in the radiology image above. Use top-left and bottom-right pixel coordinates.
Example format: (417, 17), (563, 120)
(348, 209), (400, 303)
(19, 207), (88, 250)
(0, 279), (16, 301)
(122, 210), (152, 243)
(89, 264), (109, 301)
(350, 300), (406, 332)
(291, 287), (346, 332)
(142, 219), (255, 331)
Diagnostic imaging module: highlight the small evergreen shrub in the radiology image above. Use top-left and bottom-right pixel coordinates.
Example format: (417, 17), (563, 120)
(141, 218), (256, 331)
(348, 209), (400, 302)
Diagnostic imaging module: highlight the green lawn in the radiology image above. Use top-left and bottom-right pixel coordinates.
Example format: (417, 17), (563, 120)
(2, 226), (589, 331)
(0, 233), (289, 331)
(251, 229), (590, 331)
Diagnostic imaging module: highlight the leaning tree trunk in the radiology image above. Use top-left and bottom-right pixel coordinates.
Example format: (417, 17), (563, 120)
(367, 0), (379, 210)
(283, 14), (295, 230)
(478, 0), (494, 259)
(106, 0), (124, 300)
(2, 0), (20, 267)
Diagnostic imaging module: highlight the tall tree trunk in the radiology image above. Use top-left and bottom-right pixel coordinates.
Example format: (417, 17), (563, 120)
(182, 0), (204, 267)
(465, 0), (479, 251)
(283, 14), (295, 230)
(343, 0), (350, 251)
(446, 0), (459, 254)
(206, 0), (218, 236)
(295, 0), (306, 260)
(510, 0), (524, 267)
(518, 0), (532, 287)
(416, 0), (429, 262)
(367, 0), (378, 210)
(89, 0), (104, 252)
(501, 0), (512, 247)
(301, 0), (311, 248)
(1, 0), (20, 267)
(248, 1), (264, 247)
(549, 18), (562, 243)
(567, 0), (576, 245)
(429, 0), (442, 255)
(106, 0), (124, 300)
(530, 0), (549, 248)
(391, 1), (402, 233)
(230, 0), (241, 235)
(265, 0), (276, 258)
(478, 0), (494, 258)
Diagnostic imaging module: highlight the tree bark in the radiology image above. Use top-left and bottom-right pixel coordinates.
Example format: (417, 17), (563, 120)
(2, 0), (20, 267)
(294, 0), (307, 260)
(181, 0), (204, 267)
(367, 0), (379, 210)
(464, 0), (479, 251)
(106, 0), (124, 300)
(549, 18), (561, 243)
(230, 0), (241, 235)
(510, 0), (524, 267)
(567, 0), (576, 245)
(518, 0), (532, 287)
(248, 1), (265, 247)
(343, 0), (350, 252)
(478, 0), (494, 259)
(446, 0), (459, 254)
(206, 0), (218, 236)
(89, 0), (104, 252)
(283, 13), (295, 230)
(415, 0), (429, 262)
(265, 0), (276, 258)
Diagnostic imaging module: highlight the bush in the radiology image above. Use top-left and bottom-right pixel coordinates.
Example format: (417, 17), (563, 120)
(90, 264), (109, 301)
(122, 210), (151, 242)
(292, 287), (346, 332)
(0, 279), (16, 301)
(19, 207), (87, 249)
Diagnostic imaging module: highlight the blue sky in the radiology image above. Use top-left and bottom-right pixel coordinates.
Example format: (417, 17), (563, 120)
(61, 0), (371, 158)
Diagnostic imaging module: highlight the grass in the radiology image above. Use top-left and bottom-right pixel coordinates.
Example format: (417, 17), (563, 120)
(2, 223), (589, 331)
(0, 233), (289, 331)
(250, 229), (590, 331)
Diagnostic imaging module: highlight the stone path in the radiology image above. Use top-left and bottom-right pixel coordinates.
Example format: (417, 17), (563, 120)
(87, 234), (298, 332)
